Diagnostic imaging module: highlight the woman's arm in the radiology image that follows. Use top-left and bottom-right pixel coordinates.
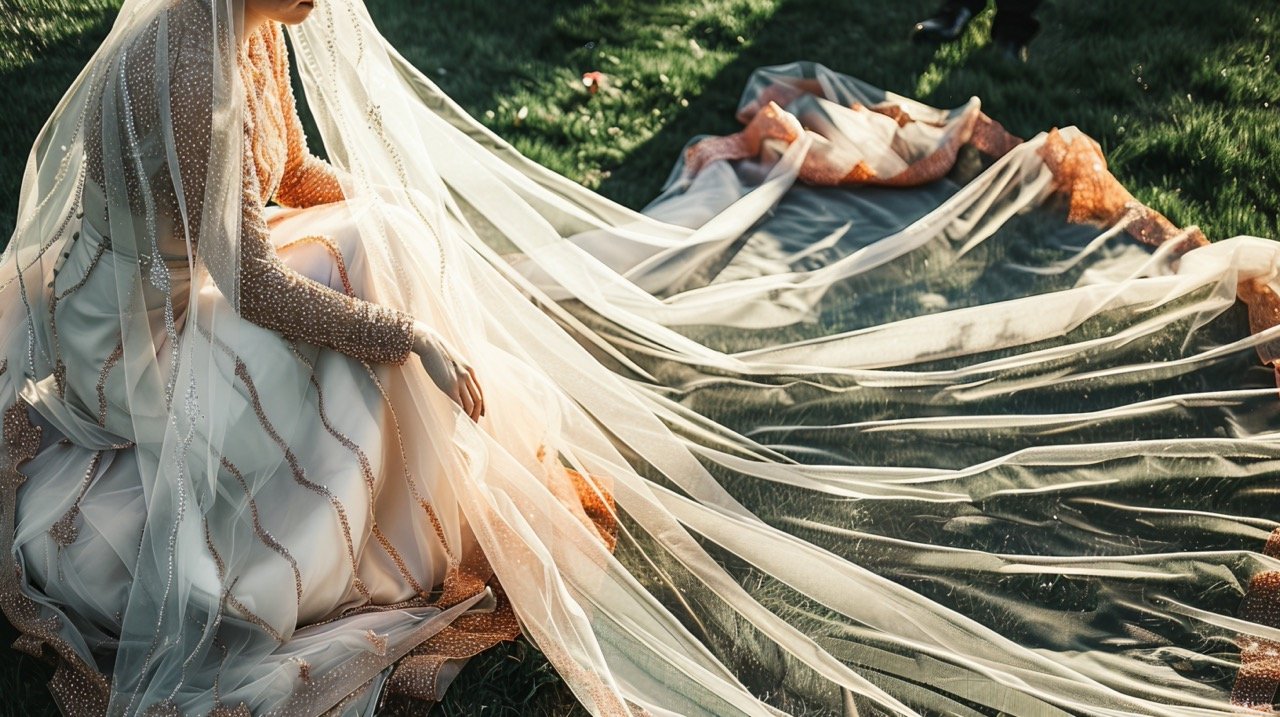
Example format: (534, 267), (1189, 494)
(168, 24), (488, 413)
(235, 118), (415, 364)
(168, 25), (413, 365)
(268, 24), (345, 209)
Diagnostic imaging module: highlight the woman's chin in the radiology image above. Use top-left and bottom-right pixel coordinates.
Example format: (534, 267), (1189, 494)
(281, 3), (314, 24)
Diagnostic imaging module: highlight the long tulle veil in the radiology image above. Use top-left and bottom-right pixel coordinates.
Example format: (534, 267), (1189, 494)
(5, 0), (1280, 714)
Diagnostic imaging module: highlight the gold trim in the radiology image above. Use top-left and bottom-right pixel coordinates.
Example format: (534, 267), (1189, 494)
(0, 400), (111, 715)
(221, 456), (304, 605)
(233, 358), (372, 601)
(95, 341), (124, 428)
(302, 357), (427, 598)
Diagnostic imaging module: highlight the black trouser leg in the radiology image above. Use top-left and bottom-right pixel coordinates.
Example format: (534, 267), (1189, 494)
(940, 0), (988, 14)
(991, 0), (1042, 44)
(914, 0), (986, 43)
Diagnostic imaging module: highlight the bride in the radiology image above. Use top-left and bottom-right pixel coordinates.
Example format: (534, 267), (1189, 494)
(6, 0), (1280, 714)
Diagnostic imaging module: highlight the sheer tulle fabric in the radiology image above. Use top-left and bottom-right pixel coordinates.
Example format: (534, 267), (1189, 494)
(4, 0), (1280, 715)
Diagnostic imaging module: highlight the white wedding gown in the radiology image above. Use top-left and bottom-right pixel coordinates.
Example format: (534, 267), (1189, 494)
(4, 0), (1280, 715)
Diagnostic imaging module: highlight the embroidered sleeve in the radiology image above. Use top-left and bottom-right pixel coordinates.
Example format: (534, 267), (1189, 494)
(237, 124), (414, 364)
(268, 25), (346, 209)
(171, 23), (413, 365)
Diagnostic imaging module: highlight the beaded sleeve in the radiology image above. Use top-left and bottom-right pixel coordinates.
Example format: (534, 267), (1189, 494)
(238, 124), (415, 365)
(267, 25), (346, 209)
(170, 23), (414, 365)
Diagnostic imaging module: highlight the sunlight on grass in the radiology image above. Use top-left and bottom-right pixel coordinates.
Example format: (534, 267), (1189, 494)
(0, 0), (118, 72)
(372, 0), (784, 194)
(913, 9), (991, 98)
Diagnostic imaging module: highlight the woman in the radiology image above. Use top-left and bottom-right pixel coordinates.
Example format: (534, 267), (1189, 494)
(3, 0), (608, 711)
(6, 0), (1280, 715)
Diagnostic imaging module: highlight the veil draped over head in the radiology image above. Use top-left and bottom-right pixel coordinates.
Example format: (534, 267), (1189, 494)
(5, 0), (1280, 715)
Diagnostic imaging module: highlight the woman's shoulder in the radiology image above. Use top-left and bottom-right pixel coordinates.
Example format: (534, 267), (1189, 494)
(99, 0), (225, 101)
(170, 2), (229, 79)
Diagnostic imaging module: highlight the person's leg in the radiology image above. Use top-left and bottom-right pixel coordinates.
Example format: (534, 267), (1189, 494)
(268, 200), (378, 297)
(910, 0), (988, 43)
(948, 0), (988, 13)
(991, 0), (1042, 60)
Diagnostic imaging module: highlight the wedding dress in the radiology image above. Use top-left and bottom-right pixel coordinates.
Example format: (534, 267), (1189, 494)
(5, 0), (1280, 715)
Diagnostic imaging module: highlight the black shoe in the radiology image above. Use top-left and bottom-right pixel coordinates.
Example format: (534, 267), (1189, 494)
(910, 6), (976, 43)
(993, 37), (1029, 63)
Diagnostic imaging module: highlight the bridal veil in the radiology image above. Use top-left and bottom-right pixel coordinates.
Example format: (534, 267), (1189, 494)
(4, 0), (1280, 714)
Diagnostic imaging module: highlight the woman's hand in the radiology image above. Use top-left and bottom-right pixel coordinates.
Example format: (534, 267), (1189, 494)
(412, 321), (484, 422)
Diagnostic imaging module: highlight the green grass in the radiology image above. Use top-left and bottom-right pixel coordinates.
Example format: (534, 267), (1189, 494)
(2, 0), (1279, 714)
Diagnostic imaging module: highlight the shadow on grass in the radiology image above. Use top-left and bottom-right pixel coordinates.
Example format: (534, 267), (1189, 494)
(593, 0), (942, 207)
(592, 0), (1279, 237)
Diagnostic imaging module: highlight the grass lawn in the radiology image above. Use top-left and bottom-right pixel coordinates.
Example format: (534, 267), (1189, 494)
(2, 0), (1279, 714)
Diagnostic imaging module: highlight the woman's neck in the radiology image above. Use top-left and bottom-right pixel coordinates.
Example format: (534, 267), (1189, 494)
(243, 13), (271, 43)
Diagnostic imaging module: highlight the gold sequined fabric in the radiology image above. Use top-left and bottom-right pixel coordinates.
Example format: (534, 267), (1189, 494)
(1035, 128), (1280, 391)
(1239, 278), (1280, 371)
(1232, 525), (1280, 709)
(379, 445), (619, 706)
(1, 400), (111, 716)
(684, 93), (1023, 190)
(258, 24), (346, 211)
(1037, 127), (1210, 251)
